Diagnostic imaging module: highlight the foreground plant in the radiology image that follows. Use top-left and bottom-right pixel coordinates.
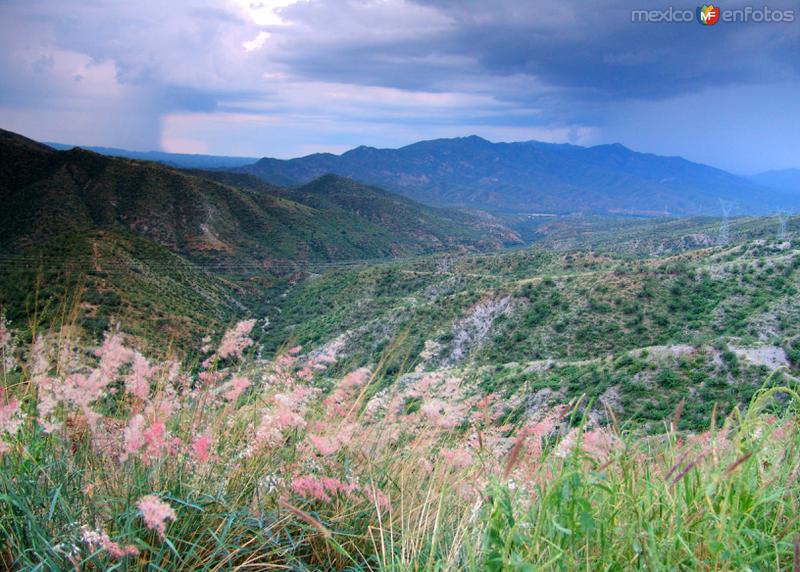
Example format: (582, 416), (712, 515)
(0, 319), (798, 571)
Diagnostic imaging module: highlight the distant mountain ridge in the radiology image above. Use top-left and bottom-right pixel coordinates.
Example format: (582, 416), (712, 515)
(235, 135), (799, 216)
(46, 142), (259, 170)
(750, 169), (800, 198)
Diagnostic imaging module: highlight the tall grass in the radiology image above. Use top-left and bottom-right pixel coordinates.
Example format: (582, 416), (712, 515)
(0, 318), (798, 570)
(482, 387), (800, 571)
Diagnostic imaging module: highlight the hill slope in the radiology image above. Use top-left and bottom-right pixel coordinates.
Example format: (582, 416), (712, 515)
(1, 129), (520, 264)
(237, 136), (795, 216)
(263, 215), (800, 430)
(0, 128), (520, 345)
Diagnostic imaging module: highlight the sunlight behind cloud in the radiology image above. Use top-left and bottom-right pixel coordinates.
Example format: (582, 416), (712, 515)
(231, 0), (301, 26)
(242, 31), (271, 52)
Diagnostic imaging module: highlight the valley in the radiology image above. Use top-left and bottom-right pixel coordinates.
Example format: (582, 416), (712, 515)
(3, 3), (799, 568)
(2, 128), (799, 571)
(263, 218), (799, 430)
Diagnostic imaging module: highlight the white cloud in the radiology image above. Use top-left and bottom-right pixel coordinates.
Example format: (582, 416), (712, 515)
(230, 0), (303, 26)
(242, 31), (271, 51)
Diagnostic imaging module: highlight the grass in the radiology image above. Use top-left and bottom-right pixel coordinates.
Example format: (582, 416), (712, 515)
(1, 315), (799, 570)
(1, 219), (798, 570)
(483, 389), (800, 571)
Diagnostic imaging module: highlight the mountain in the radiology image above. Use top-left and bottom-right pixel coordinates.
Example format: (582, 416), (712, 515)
(0, 128), (520, 346)
(46, 142), (259, 170)
(236, 136), (797, 216)
(750, 169), (800, 198)
(195, 170), (521, 254)
(1, 129), (520, 264)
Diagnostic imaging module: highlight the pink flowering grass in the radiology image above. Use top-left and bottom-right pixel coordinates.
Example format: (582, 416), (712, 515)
(137, 495), (176, 537)
(1, 321), (799, 571)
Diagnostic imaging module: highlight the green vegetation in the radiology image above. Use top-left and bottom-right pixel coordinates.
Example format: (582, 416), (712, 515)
(261, 229), (799, 430)
(3, 127), (800, 570)
(1, 322), (798, 571)
(0, 128), (519, 350)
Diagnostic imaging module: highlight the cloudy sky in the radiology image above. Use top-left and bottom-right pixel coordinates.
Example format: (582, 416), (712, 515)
(0, 0), (798, 173)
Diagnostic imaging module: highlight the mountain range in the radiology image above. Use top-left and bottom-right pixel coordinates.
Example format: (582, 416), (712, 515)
(1, 129), (517, 265)
(6, 126), (799, 346)
(0, 128), (519, 344)
(45, 135), (800, 217)
(235, 136), (800, 216)
(45, 142), (259, 170)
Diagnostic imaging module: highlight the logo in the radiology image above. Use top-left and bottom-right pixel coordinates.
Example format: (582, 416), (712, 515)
(698, 4), (721, 24)
(632, 4), (795, 24)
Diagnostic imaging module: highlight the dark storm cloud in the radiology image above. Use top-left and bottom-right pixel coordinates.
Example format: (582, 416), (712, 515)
(0, 0), (797, 171)
(270, 0), (799, 101)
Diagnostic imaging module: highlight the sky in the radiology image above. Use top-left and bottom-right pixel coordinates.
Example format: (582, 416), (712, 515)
(0, 0), (798, 174)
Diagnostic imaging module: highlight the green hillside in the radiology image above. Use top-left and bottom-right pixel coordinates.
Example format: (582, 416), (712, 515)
(0, 129), (521, 347)
(263, 216), (800, 430)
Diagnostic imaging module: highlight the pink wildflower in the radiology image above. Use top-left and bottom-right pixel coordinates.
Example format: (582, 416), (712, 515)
(143, 421), (167, 451)
(265, 350), (303, 386)
(414, 375), (435, 395)
(324, 367), (371, 416)
(473, 393), (499, 422)
(421, 399), (461, 429)
(125, 351), (154, 400)
(217, 319), (256, 360)
(291, 475), (332, 502)
(308, 434), (341, 456)
(30, 335), (49, 378)
(221, 376), (250, 402)
(198, 370), (224, 387)
(273, 393), (308, 429)
(554, 428), (579, 459)
(81, 526), (139, 559)
(121, 415), (146, 461)
(137, 495), (176, 537)
(247, 391), (311, 455)
(121, 416), (170, 463)
(291, 475), (357, 502)
(63, 366), (125, 431)
(580, 428), (621, 461)
(773, 419), (794, 440)
(440, 447), (473, 468)
(145, 397), (180, 423)
(94, 332), (134, 382)
(363, 487), (392, 511)
(0, 394), (23, 455)
(419, 458), (434, 473)
(34, 376), (62, 433)
(0, 398), (24, 437)
(307, 422), (355, 456)
(191, 434), (213, 463)
(476, 393), (496, 409)
(104, 540), (141, 559)
(341, 368), (370, 389)
(521, 405), (565, 458)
